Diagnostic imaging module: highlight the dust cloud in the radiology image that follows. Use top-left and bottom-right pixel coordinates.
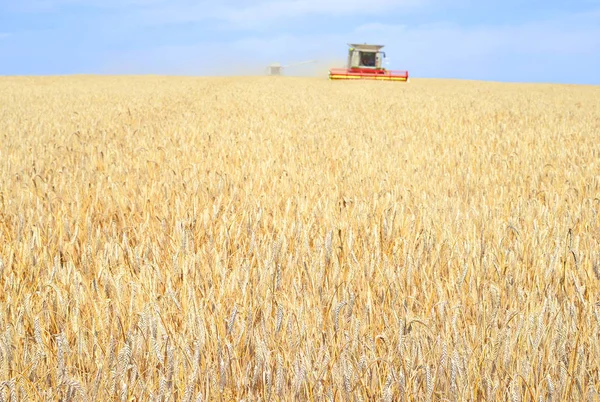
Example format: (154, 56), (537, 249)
(98, 46), (347, 79)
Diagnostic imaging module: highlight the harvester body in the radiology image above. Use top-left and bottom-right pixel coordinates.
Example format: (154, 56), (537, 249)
(329, 44), (408, 81)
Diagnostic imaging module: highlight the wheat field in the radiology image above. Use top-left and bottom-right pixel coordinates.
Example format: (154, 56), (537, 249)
(1, 75), (599, 401)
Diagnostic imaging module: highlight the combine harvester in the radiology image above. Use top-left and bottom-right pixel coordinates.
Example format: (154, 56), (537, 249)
(267, 60), (318, 76)
(329, 44), (409, 82)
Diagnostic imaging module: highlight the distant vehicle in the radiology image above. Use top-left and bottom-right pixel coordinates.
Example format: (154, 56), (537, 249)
(266, 60), (317, 76)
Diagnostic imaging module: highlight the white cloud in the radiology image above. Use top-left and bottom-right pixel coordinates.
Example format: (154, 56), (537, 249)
(8, 0), (598, 83)
(6, 0), (164, 10)
(98, 8), (600, 84)
(219, 0), (426, 22)
(7, 0), (429, 27)
(114, 0), (431, 30)
(354, 9), (600, 57)
(351, 10), (600, 81)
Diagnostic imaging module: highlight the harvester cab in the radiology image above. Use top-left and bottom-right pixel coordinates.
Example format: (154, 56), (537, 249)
(329, 43), (409, 82)
(348, 44), (385, 69)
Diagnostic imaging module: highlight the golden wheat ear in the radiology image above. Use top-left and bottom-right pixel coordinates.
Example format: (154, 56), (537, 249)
(1, 74), (598, 401)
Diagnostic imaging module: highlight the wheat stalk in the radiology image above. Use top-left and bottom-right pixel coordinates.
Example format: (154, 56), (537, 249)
(0, 75), (597, 400)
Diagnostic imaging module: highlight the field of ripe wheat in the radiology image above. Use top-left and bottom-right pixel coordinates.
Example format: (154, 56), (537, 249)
(0, 75), (599, 401)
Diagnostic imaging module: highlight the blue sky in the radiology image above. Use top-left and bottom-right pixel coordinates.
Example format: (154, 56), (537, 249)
(0, 0), (599, 84)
